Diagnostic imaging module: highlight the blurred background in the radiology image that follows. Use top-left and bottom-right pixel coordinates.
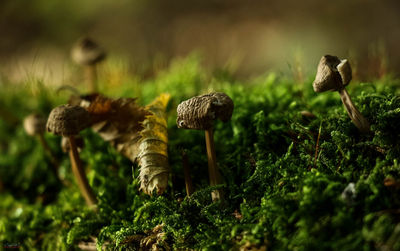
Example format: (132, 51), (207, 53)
(0, 0), (399, 84)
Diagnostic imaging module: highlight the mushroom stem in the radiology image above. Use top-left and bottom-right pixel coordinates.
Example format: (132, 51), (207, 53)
(338, 88), (370, 133)
(182, 150), (194, 197)
(37, 134), (61, 180)
(84, 65), (98, 93)
(68, 136), (98, 207)
(204, 128), (223, 201)
(38, 134), (59, 168)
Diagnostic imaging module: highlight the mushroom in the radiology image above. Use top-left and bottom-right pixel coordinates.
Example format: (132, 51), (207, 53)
(23, 113), (60, 176)
(71, 37), (106, 93)
(177, 92), (234, 201)
(46, 104), (97, 207)
(313, 55), (370, 133)
(24, 113), (47, 138)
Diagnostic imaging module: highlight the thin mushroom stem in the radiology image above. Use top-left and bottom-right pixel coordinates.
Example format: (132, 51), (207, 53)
(338, 88), (370, 133)
(84, 65), (97, 93)
(37, 134), (63, 182)
(37, 134), (59, 169)
(68, 136), (98, 208)
(204, 128), (223, 201)
(182, 150), (194, 197)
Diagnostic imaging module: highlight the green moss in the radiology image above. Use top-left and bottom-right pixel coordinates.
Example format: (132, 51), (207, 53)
(1, 56), (400, 250)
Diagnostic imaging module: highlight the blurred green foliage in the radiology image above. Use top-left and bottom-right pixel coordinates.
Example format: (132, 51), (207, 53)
(1, 56), (400, 250)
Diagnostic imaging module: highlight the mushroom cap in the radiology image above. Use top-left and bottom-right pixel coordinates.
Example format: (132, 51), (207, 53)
(313, 55), (352, 93)
(337, 59), (352, 86)
(46, 105), (91, 136)
(176, 92), (234, 130)
(23, 113), (46, 136)
(71, 37), (106, 65)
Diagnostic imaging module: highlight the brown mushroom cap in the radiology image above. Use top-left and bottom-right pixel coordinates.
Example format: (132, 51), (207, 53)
(71, 37), (106, 65)
(313, 55), (352, 93)
(23, 113), (47, 136)
(46, 105), (91, 136)
(176, 92), (234, 130)
(337, 59), (352, 86)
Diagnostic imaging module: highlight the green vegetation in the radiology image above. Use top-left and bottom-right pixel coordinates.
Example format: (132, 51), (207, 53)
(1, 56), (400, 250)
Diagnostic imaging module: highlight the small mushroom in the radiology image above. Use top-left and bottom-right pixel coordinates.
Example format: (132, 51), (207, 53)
(313, 55), (370, 133)
(46, 104), (97, 207)
(24, 113), (60, 178)
(24, 113), (46, 137)
(177, 92), (234, 201)
(71, 37), (106, 93)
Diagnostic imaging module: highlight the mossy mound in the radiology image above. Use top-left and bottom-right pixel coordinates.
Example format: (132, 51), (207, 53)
(1, 57), (400, 250)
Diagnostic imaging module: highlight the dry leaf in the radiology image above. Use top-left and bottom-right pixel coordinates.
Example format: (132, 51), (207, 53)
(74, 94), (150, 159)
(69, 93), (170, 195)
(138, 94), (170, 195)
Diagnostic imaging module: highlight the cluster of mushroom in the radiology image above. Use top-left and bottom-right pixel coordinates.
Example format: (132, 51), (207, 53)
(21, 37), (104, 209)
(174, 55), (371, 200)
(23, 106), (96, 209)
(23, 42), (371, 208)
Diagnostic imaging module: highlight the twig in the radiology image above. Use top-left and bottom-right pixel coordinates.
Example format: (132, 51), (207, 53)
(182, 149), (194, 197)
(313, 121), (322, 168)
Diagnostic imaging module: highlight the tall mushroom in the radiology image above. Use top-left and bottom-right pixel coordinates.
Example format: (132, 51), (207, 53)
(71, 37), (106, 93)
(177, 92), (234, 201)
(24, 113), (60, 176)
(46, 104), (97, 207)
(313, 55), (370, 133)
